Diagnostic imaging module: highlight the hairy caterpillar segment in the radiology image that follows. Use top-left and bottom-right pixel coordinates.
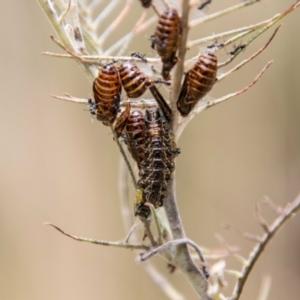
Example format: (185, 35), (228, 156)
(177, 52), (218, 117)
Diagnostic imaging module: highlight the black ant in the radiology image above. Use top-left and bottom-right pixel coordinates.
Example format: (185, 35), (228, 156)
(207, 40), (224, 49)
(130, 52), (147, 63)
(229, 43), (246, 56)
(198, 0), (212, 10)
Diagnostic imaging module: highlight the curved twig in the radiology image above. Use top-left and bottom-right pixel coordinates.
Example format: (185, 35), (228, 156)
(230, 193), (300, 300)
(44, 222), (149, 250)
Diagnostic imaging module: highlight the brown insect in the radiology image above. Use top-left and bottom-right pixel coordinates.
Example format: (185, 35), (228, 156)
(90, 63), (122, 125)
(124, 110), (146, 166)
(119, 60), (173, 122)
(139, 0), (152, 8)
(114, 103), (131, 138)
(151, 8), (181, 80)
(119, 61), (151, 98)
(135, 108), (180, 219)
(177, 52), (218, 117)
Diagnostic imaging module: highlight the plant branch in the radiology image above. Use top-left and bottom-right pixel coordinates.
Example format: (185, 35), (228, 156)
(175, 60), (272, 140)
(189, 0), (260, 28)
(36, 0), (96, 80)
(44, 222), (149, 250)
(230, 192), (300, 300)
(217, 25), (281, 79)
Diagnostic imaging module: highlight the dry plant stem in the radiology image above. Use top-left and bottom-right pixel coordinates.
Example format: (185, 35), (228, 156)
(141, 218), (157, 246)
(105, 16), (157, 55)
(230, 193), (300, 300)
(176, 61), (272, 140)
(189, 0), (260, 28)
(142, 263), (185, 300)
(118, 156), (134, 228)
(139, 237), (206, 266)
(159, 2), (210, 298)
(44, 222), (149, 250)
(116, 10), (148, 56)
(262, 196), (283, 214)
(150, 2), (161, 16)
(118, 159), (184, 300)
(217, 25), (281, 71)
(224, 0), (300, 46)
(109, 123), (137, 189)
(51, 93), (88, 104)
(195, 61), (273, 114)
(255, 201), (270, 233)
(215, 234), (249, 267)
(169, 0), (190, 119)
(185, 0), (300, 67)
(188, 0), (300, 50)
(222, 224), (261, 243)
(36, 0), (96, 81)
(41, 52), (160, 64)
(163, 180), (210, 300)
(149, 205), (164, 245)
(92, 0), (120, 30)
(51, 93), (158, 110)
(256, 275), (272, 300)
(97, 0), (133, 47)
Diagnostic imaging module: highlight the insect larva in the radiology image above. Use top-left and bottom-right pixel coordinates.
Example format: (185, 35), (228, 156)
(177, 52), (218, 117)
(119, 61), (151, 99)
(151, 8), (181, 80)
(92, 63), (121, 125)
(119, 61), (173, 122)
(114, 103), (131, 138)
(125, 110), (146, 166)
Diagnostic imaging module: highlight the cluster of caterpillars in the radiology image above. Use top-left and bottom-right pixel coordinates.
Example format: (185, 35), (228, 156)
(89, 3), (218, 218)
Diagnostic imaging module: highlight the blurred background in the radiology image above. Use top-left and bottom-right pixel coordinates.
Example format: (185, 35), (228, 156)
(0, 1), (299, 299)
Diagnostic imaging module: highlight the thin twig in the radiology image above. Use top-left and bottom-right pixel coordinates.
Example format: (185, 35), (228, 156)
(51, 93), (88, 104)
(104, 16), (157, 55)
(118, 159), (183, 300)
(255, 201), (270, 233)
(143, 263), (185, 300)
(109, 123), (137, 189)
(217, 25), (281, 70)
(149, 205), (164, 245)
(141, 218), (157, 246)
(41, 51), (160, 64)
(175, 61), (273, 140)
(196, 61), (273, 114)
(138, 237), (207, 266)
(189, 0), (260, 28)
(230, 193), (300, 300)
(91, 0), (120, 30)
(36, 0), (96, 80)
(262, 196), (283, 215)
(44, 222), (148, 250)
(97, 0), (134, 47)
(256, 275), (272, 300)
(222, 224), (262, 243)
